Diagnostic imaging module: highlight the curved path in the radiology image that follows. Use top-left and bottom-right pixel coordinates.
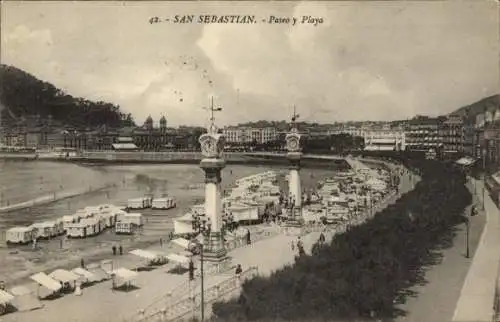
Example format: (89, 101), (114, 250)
(452, 178), (498, 322)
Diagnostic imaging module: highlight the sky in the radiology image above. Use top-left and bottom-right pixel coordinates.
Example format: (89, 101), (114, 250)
(1, 1), (498, 127)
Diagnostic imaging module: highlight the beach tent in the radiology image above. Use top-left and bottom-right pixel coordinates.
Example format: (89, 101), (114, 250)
(0, 289), (14, 314)
(86, 263), (110, 282)
(0, 290), (14, 305)
(171, 238), (191, 250)
(30, 272), (62, 298)
(9, 286), (43, 312)
(129, 249), (166, 267)
(111, 268), (138, 289)
(129, 249), (158, 261)
(165, 253), (190, 266)
(71, 267), (98, 283)
(49, 269), (79, 284)
(173, 218), (195, 236)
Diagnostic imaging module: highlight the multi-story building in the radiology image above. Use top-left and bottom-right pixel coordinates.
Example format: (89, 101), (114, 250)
(405, 116), (444, 152)
(328, 126), (365, 137)
(439, 114), (465, 153)
(363, 130), (406, 151)
(222, 126), (277, 144)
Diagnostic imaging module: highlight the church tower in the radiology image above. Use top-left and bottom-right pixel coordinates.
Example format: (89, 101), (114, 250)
(144, 115), (153, 131)
(160, 115), (167, 133)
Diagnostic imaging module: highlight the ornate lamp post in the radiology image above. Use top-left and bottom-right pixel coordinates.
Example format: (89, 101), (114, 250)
(189, 217), (207, 322)
(198, 97), (229, 270)
(284, 106), (304, 227)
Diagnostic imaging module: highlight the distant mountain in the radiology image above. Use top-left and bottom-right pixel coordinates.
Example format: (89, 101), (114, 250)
(0, 64), (135, 128)
(449, 94), (499, 122)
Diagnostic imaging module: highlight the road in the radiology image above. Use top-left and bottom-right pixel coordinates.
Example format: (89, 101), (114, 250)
(395, 178), (486, 322)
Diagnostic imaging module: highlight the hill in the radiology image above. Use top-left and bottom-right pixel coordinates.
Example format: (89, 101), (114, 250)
(0, 64), (135, 128)
(449, 94), (499, 122)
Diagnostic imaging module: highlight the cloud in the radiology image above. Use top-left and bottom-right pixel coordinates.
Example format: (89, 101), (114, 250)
(1, 1), (498, 126)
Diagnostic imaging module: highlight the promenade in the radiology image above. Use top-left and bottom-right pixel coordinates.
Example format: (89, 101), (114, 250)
(395, 178), (486, 322)
(453, 178), (500, 322)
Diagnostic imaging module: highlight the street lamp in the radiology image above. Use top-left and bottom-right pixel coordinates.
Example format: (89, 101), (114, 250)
(190, 216), (208, 322)
(482, 148), (486, 211)
(188, 238), (205, 322)
(464, 205), (478, 259)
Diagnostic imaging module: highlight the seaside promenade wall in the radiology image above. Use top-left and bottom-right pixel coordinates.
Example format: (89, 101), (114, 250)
(0, 151), (351, 167)
(453, 178), (500, 322)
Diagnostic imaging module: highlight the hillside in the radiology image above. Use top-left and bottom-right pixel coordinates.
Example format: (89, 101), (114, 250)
(0, 64), (135, 128)
(450, 94), (499, 122)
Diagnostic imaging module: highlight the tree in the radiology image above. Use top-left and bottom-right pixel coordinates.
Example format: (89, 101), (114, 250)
(212, 157), (471, 321)
(0, 64), (135, 128)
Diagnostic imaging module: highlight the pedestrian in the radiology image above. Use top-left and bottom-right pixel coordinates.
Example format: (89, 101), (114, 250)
(471, 205), (477, 217)
(319, 231), (326, 244)
(291, 240), (295, 251)
(119, 245), (123, 255)
(188, 259), (195, 281)
(235, 264), (243, 276)
(246, 229), (251, 245)
(112, 245), (117, 256)
(80, 258), (85, 268)
(60, 238), (63, 249)
(297, 237), (305, 256)
(160, 238), (163, 247)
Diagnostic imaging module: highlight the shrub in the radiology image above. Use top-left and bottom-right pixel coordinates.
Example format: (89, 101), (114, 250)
(212, 158), (471, 321)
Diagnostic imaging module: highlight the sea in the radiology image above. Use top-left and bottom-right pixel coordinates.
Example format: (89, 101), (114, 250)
(0, 159), (333, 284)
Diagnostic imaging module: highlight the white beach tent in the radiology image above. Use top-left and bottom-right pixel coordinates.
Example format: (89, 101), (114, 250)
(30, 272), (62, 298)
(0, 289), (14, 309)
(9, 285), (43, 312)
(171, 237), (191, 250)
(129, 249), (166, 267)
(49, 269), (80, 285)
(165, 253), (191, 267)
(85, 263), (110, 282)
(71, 267), (98, 283)
(129, 249), (159, 261)
(111, 268), (138, 288)
(173, 213), (196, 235)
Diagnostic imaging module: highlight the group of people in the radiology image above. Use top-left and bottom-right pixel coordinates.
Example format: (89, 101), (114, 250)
(112, 244), (124, 256)
(291, 231), (327, 257)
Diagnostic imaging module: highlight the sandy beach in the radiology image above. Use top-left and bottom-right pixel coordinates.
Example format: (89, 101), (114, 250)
(0, 161), (412, 322)
(0, 162), (336, 287)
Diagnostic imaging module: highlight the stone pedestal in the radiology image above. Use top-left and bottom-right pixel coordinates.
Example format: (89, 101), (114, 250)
(200, 158), (228, 263)
(286, 151), (303, 224)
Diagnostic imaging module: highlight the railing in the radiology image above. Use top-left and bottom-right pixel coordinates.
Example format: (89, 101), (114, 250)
(493, 258), (500, 322)
(128, 232), (275, 322)
(133, 266), (258, 322)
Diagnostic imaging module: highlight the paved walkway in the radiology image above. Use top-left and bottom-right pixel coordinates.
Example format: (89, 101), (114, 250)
(395, 179), (486, 322)
(0, 231), (309, 322)
(453, 178), (500, 322)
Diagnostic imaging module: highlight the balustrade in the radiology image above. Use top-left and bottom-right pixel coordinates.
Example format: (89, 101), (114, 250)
(133, 266), (258, 322)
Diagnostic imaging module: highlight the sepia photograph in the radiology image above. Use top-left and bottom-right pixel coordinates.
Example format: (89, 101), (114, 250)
(0, 1), (498, 321)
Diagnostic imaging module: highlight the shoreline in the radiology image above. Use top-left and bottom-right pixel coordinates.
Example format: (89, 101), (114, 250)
(1, 167), (333, 287)
(0, 183), (115, 214)
(0, 158), (382, 288)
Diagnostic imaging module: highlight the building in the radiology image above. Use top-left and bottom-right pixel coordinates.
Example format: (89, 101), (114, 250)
(328, 126), (365, 137)
(222, 126), (277, 144)
(112, 137), (139, 151)
(363, 130), (406, 151)
(439, 114), (465, 153)
(405, 116), (444, 152)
